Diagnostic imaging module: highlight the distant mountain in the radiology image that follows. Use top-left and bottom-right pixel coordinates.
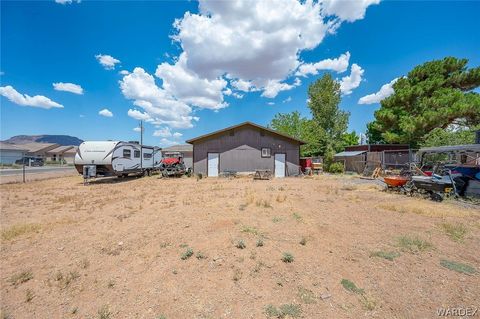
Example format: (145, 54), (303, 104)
(3, 135), (84, 146)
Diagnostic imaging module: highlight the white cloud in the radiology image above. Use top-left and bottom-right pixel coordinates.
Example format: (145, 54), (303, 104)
(267, 102), (275, 105)
(53, 82), (84, 95)
(155, 53), (228, 110)
(127, 109), (151, 121)
(261, 78), (301, 98)
(133, 127), (141, 132)
(339, 63), (364, 95)
(358, 78), (398, 104)
(232, 92), (244, 99)
(119, 70), (130, 75)
(98, 108), (113, 117)
(321, 0), (380, 22)
(172, 0), (376, 98)
(55, 0), (81, 4)
(172, 132), (183, 138)
(283, 96), (292, 103)
(0, 85), (63, 109)
(95, 54), (121, 70)
(296, 51), (350, 76)
(153, 127), (173, 137)
(230, 79), (255, 92)
(120, 68), (196, 129)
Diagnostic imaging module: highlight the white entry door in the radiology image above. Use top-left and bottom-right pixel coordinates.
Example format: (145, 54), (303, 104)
(274, 153), (286, 178)
(208, 153), (219, 177)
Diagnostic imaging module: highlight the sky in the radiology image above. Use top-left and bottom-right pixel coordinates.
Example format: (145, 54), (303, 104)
(1, 0), (479, 146)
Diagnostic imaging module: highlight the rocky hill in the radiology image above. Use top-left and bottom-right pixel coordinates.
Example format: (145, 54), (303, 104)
(3, 135), (84, 146)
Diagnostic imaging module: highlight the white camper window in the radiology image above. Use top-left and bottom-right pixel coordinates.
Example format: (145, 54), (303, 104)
(261, 148), (271, 158)
(134, 150), (140, 158)
(123, 149), (131, 158)
(143, 153), (152, 159)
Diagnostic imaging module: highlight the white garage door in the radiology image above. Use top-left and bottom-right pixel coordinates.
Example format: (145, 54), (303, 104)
(274, 153), (286, 178)
(208, 153), (219, 177)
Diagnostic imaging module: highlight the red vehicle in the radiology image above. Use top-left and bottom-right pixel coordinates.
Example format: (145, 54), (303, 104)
(160, 152), (191, 177)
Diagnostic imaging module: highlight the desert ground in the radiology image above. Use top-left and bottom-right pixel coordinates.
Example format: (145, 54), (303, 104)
(1, 174), (479, 319)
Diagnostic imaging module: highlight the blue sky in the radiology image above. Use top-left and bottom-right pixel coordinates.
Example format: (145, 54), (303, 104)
(1, 0), (479, 146)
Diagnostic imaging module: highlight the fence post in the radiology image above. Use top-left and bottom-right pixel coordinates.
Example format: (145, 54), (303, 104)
(23, 161), (26, 183)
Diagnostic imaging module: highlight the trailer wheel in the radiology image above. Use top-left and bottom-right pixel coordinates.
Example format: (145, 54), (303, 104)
(430, 192), (443, 202)
(147, 170), (152, 177)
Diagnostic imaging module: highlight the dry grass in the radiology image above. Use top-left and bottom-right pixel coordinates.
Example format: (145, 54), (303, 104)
(378, 201), (475, 218)
(2, 223), (41, 240)
(440, 222), (468, 242)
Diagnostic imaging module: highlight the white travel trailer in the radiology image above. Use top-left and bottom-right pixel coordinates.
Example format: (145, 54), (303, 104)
(74, 141), (161, 178)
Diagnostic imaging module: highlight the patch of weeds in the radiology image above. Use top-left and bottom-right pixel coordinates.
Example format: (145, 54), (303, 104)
(341, 279), (364, 294)
(239, 204), (247, 211)
(25, 289), (34, 303)
(396, 235), (433, 253)
(292, 213), (302, 222)
(9, 271), (33, 286)
(179, 243), (188, 248)
(440, 223), (468, 242)
(360, 293), (377, 311)
(281, 252), (294, 263)
(156, 315), (167, 319)
(98, 305), (111, 319)
(241, 225), (259, 236)
(71, 307), (78, 314)
(256, 238), (264, 247)
(56, 271), (80, 289)
(298, 287), (316, 304)
(196, 251), (207, 259)
(250, 251), (257, 260)
(265, 304), (301, 318)
(107, 279), (115, 288)
(252, 261), (265, 274)
(160, 242), (170, 248)
(370, 251), (400, 261)
(272, 216), (282, 223)
(2, 223), (41, 240)
(299, 237), (307, 246)
(180, 248), (194, 260)
(276, 194), (287, 203)
(440, 259), (476, 275)
(233, 268), (243, 282)
(256, 199), (272, 208)
(79, 258), (90, 269)
(235, 240), (246, 249)
(341, 184), (357, 191)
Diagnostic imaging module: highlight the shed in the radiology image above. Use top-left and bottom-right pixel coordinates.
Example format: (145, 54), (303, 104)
(334, 151), (367, 173)
(161, 144), (193, 169)
(186, 122), (305, 177)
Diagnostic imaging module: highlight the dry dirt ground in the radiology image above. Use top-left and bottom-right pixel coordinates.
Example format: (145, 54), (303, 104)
(1, 174), (479, 319)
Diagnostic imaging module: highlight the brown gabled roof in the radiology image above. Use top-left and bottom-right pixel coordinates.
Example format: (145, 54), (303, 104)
(46, 145), (74, 154)
(20, 142), (60, 153)
(186, 121), (305, 145)
(0, 142), (29, 152)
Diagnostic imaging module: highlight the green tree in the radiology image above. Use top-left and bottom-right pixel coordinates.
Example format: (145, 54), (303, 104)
(269, 111), (321, 157)
(342, 131), (360, 147)
(367, 57), (480, 147)
(308, 74), (350, 168)
(421, 124), (480, 147)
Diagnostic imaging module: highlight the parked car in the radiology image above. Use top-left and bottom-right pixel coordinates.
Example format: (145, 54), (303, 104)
(15, 157), (44, 167)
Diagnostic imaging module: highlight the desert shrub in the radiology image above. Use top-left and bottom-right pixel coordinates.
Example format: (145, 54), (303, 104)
(180, 248), (194, 260)
(235, 240), (246, 249)
(196, 251), (207, 259)
(341, 279), (364, 294)
(282, 252), (294, 263)
(256, 238), (264, 247)
(9, 271), (33, 286)
(327, 162), (344, 174)
(440, 259), (476, 275)
(265, 304), (301, 318)
(2, 223), (41, 240)
(98, 305), (111, 319)
(299, 237), (307, 246)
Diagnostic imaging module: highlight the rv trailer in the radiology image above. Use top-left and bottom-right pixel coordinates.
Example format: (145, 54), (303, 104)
(74, 141), (161, 179)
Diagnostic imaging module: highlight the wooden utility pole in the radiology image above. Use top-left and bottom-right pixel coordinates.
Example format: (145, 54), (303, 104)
(140, 120), (143, 171)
